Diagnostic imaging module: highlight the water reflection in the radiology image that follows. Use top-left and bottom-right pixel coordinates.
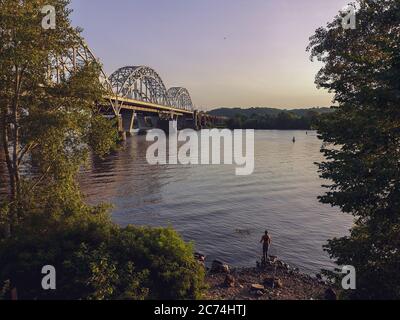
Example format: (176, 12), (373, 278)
(78, 131), (353, 274)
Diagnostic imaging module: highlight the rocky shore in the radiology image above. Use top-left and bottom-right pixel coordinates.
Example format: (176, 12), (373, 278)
(195, 254), (337, 300)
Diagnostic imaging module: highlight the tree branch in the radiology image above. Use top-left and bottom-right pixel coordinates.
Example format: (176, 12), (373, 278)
(17, 142), (39, 166)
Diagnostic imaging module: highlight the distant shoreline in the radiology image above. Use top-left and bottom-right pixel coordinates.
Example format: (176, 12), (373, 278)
(208, 106), (332, 131)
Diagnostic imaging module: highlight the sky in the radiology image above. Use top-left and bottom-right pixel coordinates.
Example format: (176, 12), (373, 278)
(70, 0), (348, 110)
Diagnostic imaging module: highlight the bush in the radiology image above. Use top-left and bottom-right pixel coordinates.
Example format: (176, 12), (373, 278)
(111, 226), (205, 300)
(0, 216), (205, 300)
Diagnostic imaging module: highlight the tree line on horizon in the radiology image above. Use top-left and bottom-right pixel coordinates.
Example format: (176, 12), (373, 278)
(210, 108), (331, 130)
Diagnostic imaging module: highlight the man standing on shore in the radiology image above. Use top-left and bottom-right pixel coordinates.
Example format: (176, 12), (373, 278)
(260, 230), (272, 263)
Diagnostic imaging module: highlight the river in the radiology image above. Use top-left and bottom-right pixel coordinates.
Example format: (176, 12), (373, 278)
(79, 130), (353, 274)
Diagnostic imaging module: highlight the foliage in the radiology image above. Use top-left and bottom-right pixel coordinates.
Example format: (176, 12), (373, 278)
(0, 0), (118, 235)
(0, 209), (205, 300)
(226, 110), (320, 130)
(110, 226), (206, 300)
(0, 0), (206, 301)
(308, 0), (400, 299)
(209, 107), (332, 118)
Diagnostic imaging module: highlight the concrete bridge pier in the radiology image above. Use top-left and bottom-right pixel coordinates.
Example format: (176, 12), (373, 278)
(193, 111), (201, 131)
(118, 112), (164, 137)
(135, 114), (150, 135)
(136, 114), (147, 129)
(120, 109), (136, 135)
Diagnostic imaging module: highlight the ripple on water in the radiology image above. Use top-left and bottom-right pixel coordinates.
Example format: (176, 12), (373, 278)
(79, 130), (352, 274)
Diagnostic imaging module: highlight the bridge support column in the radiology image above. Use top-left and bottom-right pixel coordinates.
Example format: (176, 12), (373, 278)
(136, 114), (147, 129)
(194, 111), (206, 130)
(120, 109), (136, 134)
(116, 115), (126, 141)
(135, 114), (150, 135)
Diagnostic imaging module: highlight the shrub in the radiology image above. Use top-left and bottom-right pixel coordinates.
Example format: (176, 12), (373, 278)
(0, 216), (205, 300)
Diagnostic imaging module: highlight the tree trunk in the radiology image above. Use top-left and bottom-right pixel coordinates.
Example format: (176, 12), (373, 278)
(9, 67), (22, 228)
(0, 66), (23, 237)
(1, 108), (12, 238)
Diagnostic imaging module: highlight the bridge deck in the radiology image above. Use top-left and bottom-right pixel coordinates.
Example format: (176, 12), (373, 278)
(105, 95), (194, 116)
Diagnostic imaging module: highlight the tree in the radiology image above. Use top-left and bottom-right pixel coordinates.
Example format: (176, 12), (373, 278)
(0, 1), (206, 300)
(307, 0), (400, 299)
(0, 0), (117, 237)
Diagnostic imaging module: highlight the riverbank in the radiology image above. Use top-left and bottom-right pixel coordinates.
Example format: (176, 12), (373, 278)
(201, 257), (336, 300)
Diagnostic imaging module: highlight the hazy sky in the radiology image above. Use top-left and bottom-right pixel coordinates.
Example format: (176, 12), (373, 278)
(70, 0), (347, 110)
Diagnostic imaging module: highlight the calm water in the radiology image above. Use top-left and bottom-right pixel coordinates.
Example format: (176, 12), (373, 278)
(0, 131), (352, 273)
(79, 130), (353, 274)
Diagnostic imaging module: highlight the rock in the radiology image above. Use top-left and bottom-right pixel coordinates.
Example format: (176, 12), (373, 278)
(263, 277), (274, 288)
(250, 284), (265, 291)
(195, 252), (206, 262)
(316, 273), (323, 280)
(269, 256), (278, 263)
(210, 260), (230, 274)
(249, 283), (265, 296)
(260, 259), (270, 268)
(263, 277), (283, 289)
(255, 290), (264, 297)
(274, 279), (283, 289)
(194, 253), (206, 268)
(325, 288), (337, 300)
(224, 274), (235, 287)
(276, 260), (289, 270)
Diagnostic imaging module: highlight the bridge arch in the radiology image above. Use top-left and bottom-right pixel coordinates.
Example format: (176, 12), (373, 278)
(48, 34), (196, 114)
(167, 87), (193, 111)
(109, 66), (170, 106)
(47, 36), (113, 93)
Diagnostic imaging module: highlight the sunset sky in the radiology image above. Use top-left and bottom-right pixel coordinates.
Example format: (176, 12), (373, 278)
(70, 0), (348, 110)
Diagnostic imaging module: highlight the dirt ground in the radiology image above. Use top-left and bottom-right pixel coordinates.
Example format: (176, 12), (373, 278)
(204, 264), (333, 300)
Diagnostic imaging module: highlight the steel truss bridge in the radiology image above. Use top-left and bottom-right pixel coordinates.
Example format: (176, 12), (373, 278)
(49, 37), (225, 134)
